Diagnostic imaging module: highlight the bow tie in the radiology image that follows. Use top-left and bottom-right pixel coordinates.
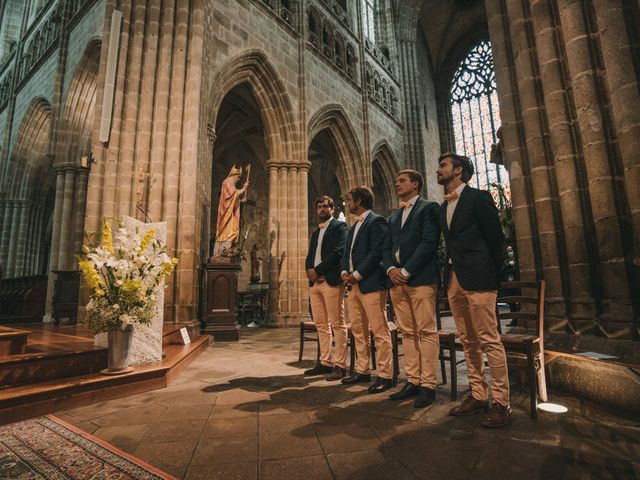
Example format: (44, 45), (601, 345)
(399, 201), (413, 209)
(319, 224), (326, 229)
(443, 191), (459, 202)
(354, 214), (365, 222)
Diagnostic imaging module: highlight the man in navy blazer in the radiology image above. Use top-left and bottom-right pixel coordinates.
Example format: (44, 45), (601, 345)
(437, 152), (510, 428)
(304, 195), (349, 380)
(383, 170), (441, 408)
(340, 186), (393, 394)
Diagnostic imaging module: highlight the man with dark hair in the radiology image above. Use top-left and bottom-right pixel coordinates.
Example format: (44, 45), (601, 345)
(383, 170), (441, 408)
(305, 195), (349, 379)
(436, 153), (510, 428)
(340, 186), (394, 394)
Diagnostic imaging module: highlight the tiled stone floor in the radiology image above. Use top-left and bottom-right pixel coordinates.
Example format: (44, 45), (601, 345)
(60, 328), (640, 479)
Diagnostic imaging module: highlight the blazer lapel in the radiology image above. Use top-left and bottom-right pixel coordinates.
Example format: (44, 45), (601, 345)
(352, 213), (371, 250)
(319, 220), (332, 257)
(448, 187), (470, 234)
(401, 197), (421, 231)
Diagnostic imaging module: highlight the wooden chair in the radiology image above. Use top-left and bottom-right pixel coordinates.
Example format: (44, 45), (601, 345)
(497, 280), (548, 418)
(435, 287), (458, 400)
(298, 320), (320, 362)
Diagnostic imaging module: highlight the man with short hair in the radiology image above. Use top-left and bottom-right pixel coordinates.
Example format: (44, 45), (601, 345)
(436, 152), (510, 428)
(384, 170), (441, 408)
(304, 195), (349, 380)
(340, 186), (393, 394)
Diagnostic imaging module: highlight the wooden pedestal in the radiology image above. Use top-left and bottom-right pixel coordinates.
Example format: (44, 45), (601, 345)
(52, 271), (81, 324)
(203, 261), (241, 341)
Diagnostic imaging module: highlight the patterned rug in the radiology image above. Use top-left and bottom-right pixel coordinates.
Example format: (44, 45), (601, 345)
(0, 415), (176, 479)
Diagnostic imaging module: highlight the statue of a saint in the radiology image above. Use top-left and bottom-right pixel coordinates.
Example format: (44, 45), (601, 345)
(213, 165), (250, 258)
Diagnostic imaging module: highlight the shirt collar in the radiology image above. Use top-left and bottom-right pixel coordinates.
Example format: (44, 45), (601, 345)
(360, 210), (371, 221)
(319, 218), (332, 229)
(455, 183), (467, 196)
(406, 195), (419, 207)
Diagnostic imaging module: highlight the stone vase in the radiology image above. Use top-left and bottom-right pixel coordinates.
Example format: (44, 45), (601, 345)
(102, 326), (134, 375)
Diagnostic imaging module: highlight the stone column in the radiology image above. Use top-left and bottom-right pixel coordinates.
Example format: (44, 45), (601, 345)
(43, 169), (66, 322)
(0, 201), (15, 275)
(6, 201), (27, 277)
(396, 1), (425, 173)
(58, 168), (77, 270)
(558, 0), (634, 334)
(267, 160), (309, 324)
(13, 201), (31, 276)
(529, 0), (598, 324)
(593, 0), (640, 330)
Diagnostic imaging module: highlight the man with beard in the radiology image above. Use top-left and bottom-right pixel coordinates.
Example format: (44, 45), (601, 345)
(304, 196), (349, 380)
(436, 153), (510, 428)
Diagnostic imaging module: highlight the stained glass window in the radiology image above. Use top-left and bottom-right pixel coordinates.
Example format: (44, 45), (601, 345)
(450, 40), (510, 206)
(362, 0), (376, 42)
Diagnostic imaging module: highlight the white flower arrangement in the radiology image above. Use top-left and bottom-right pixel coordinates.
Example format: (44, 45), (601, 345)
(78, 218), (178, 335)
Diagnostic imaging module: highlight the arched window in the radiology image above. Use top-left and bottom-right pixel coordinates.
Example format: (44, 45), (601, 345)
(450, 40), (509, 205)
(362, 0), (376, 42)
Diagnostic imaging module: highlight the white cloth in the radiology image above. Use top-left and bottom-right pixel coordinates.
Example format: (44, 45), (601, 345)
(446, 183), (467, 228)
(314, 219), (330, 267)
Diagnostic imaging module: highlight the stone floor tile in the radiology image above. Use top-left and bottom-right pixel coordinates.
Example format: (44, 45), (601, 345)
(210, 403), (259, 419)
(159, 405), (214, 422)
(327, 449), (414, 480)
(202, 416), (258, 438)
(260, 455), (333, 480)
(259, 427), (324, 460)
(190, 436), (258, 466)
(258, 412), (311, 434)
(185, 462), (258, 480)
(312, 423), (382, 454)
(141, 420), (204, 443)
(92, 423), (152, 451)
(132, 439), (199, 469)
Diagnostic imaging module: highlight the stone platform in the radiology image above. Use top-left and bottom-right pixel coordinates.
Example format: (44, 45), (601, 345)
(57, 328), (640, 479)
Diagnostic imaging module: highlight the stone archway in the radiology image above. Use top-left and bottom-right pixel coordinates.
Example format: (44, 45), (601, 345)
(0, 98), (52, 279)
(371, 140), (399, 217)
(206, 51), (306, 324)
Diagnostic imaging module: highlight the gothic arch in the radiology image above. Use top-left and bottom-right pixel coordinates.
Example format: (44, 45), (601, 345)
(207, 51), (300, 163)
(6, 97), (52, 200)
(307, 104), (366, 190)
(56, 39), (101, 167)
(371, 140), (399, 214)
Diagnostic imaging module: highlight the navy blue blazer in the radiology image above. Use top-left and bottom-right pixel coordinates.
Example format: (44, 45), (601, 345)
(340, 212), (388, 294)
(439, 186), (505, 291)
(383, 197), (440, 287)
(305, 218), (348, 287)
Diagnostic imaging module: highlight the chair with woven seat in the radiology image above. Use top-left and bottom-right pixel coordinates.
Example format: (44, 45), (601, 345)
(435, 286), (458, 400)
(496, 280), (547, 418)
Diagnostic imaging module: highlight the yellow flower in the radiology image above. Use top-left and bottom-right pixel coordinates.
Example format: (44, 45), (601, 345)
(78, 259), (103, 293)
(101, 219), (113, 253)
(139, 228), (157, 253)
(161, 258), (178, 277)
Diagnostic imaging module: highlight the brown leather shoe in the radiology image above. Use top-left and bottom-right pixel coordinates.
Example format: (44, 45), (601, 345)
(448, 395), (489, 416)
(481, 402), (512, 428)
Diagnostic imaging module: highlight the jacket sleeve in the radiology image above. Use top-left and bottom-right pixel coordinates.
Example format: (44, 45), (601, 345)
(314, 222), (347, 276)
(403, 202), (441, 275)
(357, 216), (388, 279)
(382, 216), (395, 273)
(305, 231), (316, 271)
(475, 190), (505, 271)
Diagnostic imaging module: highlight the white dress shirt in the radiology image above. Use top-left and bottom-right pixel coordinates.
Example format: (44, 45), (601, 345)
(446, 183), (467, 228)
(342, 210), (371, 281)
(314, 219), (331, 267)
(388, 195), (419, 278)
